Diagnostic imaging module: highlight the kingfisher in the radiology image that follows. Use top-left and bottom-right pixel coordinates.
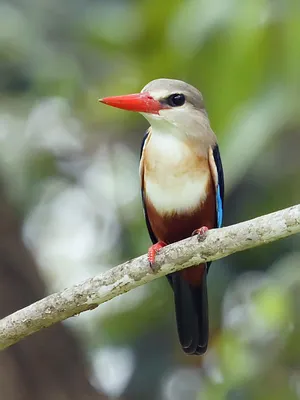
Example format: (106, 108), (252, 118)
(99, 79), (224, 355)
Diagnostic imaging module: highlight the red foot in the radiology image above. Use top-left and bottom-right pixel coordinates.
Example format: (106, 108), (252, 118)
(192, 226), (209, 241)
(148, 241), (166, 269)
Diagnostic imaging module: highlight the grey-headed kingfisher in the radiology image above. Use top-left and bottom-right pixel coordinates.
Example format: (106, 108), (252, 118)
(99, 79), (224, 355)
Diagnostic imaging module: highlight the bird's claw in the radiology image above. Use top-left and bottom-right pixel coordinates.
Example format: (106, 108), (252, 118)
(192, 226), (209, 242)
(148, 241), (167, 270)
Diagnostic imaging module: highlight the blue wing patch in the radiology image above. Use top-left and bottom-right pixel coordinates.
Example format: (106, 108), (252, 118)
(212, 145), (224, 228)
(216, 185), (223, 228)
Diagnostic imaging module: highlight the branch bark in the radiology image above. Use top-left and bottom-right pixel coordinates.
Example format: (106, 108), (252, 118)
(0, 204), (300, 350)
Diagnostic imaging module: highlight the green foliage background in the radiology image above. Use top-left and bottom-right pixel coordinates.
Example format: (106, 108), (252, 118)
(1, 0), (300, 399)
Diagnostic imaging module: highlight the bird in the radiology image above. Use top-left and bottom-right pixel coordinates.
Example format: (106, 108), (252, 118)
(99, 78), (224, 355)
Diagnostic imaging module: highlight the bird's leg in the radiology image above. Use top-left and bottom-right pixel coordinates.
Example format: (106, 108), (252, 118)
(192, 226), (209, 242)
(148, 241), (167, 270)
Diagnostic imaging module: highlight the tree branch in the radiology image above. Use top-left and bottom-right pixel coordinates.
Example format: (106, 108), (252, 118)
(0, 204), (299, 350)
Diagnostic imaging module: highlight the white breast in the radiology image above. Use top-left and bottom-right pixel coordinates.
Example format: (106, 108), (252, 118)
(143, 131), (209, 214)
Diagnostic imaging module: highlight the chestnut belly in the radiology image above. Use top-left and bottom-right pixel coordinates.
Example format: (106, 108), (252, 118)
(145, 182), (216, 244)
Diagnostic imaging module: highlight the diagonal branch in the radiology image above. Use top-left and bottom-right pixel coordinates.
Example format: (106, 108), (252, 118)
(0, 204), (300, 350)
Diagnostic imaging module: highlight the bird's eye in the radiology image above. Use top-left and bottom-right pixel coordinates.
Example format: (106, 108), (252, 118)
(166, 93), (185, 107)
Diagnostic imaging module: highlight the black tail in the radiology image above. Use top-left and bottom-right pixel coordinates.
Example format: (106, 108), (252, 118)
(170, 267), (208, 355)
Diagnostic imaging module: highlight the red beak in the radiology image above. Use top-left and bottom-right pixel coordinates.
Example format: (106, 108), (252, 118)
(99, 92), (164, 114)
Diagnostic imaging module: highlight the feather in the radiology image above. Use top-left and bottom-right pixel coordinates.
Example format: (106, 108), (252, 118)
(140, 135), (224, 355)
(140, 129), (157, 244)
(209, 144), (225, 228)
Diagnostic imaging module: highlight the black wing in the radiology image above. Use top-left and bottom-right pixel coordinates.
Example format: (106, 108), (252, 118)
(140, 130), (157, 244)
(212, 144), (225, 228)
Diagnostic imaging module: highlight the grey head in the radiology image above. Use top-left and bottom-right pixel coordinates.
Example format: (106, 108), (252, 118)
(140, 78), (214, 144)
(142, 78), (206, 111)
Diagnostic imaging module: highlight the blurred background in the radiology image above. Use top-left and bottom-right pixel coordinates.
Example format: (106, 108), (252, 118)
(0, 0), (300, 399)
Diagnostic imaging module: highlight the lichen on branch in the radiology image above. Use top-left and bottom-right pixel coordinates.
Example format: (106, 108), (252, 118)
(0, 204), (299, 350)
